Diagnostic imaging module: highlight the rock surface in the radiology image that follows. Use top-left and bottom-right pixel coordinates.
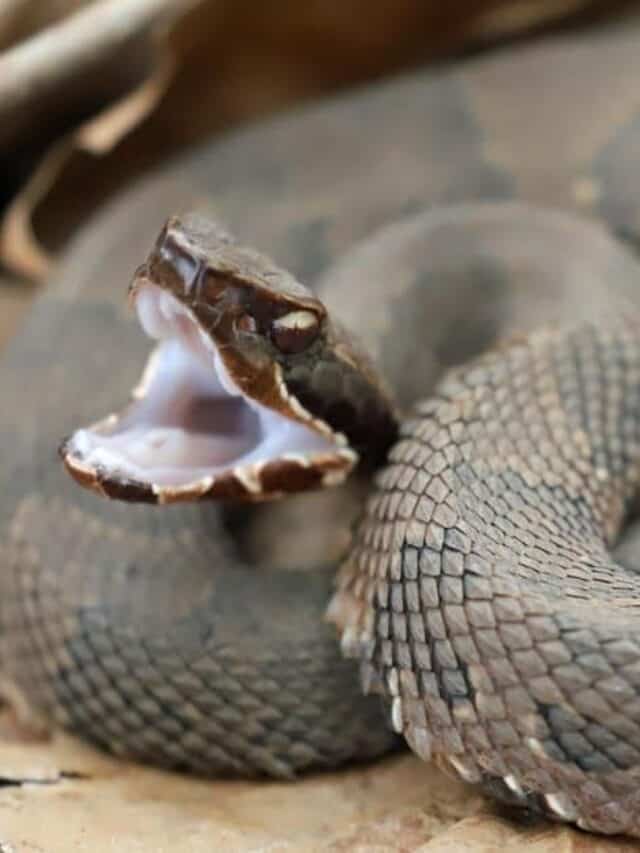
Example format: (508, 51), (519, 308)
(0, 716), (638, 851)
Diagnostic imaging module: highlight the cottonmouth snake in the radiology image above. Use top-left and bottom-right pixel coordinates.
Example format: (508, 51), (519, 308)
(4, 20), (640, 838)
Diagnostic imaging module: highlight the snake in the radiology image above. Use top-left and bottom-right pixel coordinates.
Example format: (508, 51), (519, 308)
(4, 16), (640, 839)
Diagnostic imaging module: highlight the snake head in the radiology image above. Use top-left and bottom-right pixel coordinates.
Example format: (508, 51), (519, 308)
(60, 213), (397, 503)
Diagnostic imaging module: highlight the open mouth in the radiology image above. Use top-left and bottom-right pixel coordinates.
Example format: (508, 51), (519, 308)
(61, 284), (356, 503)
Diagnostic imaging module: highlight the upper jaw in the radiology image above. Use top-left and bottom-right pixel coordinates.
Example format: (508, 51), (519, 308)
(60, 282), (357, 504)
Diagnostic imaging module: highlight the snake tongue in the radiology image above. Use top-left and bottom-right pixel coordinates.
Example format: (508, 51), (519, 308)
(60, 286), (356, 504)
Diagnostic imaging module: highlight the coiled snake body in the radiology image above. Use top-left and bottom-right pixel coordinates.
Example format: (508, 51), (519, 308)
(4, 23), (640, 838)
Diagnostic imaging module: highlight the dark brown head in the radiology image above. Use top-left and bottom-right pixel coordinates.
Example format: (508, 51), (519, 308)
(60, 213), (398, 504)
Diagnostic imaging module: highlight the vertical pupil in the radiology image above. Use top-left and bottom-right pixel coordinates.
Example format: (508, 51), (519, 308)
(272, 310), (318, 353)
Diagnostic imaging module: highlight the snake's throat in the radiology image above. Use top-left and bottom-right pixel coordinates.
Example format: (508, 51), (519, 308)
(61, 285), (356, 503)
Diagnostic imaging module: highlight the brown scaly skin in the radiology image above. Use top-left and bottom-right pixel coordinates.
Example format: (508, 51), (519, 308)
(4, 16), (640, 835)
(60, 213), (396, 503)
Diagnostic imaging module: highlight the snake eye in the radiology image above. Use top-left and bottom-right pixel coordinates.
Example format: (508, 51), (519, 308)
(237, 314), (257, 334)
(271, 310), (320, 354)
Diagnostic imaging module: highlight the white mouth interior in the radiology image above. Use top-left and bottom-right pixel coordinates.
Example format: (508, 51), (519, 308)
(68, 284), (338, 487)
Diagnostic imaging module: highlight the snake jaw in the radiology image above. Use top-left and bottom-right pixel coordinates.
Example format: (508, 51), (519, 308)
(60, 283), (357, 504)
(60, 212), (397, 503)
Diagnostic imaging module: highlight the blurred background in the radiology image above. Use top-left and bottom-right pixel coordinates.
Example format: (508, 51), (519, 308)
(0, 0), (636, 346)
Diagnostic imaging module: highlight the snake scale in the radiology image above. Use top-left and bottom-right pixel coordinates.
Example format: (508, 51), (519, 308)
(4, 16), (640, 839)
